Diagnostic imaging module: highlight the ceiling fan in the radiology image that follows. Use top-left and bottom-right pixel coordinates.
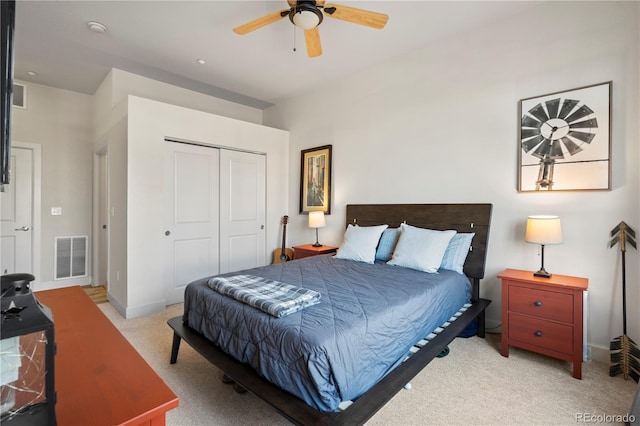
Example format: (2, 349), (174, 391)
(233, 0), (389, 58)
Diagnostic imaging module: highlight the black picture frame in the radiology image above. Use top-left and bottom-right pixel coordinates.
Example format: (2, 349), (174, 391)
(300, 145), (331, 214)
(518, 81), (612, 192)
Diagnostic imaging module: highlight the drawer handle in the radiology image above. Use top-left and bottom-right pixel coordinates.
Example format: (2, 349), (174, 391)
(534, 301), (542, 307)
(535, 331), (543, 337)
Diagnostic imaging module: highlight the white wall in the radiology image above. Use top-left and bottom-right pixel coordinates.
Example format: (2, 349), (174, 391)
(89, 67), (281, 317)
(109, 69), (262, 125)
(120, 95), (288, 318)
(11, 81), (94, 289)
(93, 69), (264, 143)
(263, 1), (640, 362)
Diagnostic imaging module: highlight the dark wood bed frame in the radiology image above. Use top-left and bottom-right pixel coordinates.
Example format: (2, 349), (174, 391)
(168, 203), (492, 425)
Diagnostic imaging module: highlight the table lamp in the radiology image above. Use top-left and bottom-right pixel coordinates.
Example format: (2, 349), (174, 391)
(525, 215), (563, 278)
(308, 211), (325, 247)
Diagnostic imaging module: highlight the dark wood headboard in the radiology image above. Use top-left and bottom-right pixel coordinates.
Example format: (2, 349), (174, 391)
(346, 203), (493, 280)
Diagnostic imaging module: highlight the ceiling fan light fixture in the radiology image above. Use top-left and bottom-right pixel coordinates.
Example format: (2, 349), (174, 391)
(290, 5), (322, 30)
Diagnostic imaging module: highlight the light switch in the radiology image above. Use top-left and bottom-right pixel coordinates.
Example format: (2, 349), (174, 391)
(51, 207), (62, 216)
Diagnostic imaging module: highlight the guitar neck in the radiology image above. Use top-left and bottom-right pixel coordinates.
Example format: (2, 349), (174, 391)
(281, 215), (289, 251)
(281, 227), (287, 251)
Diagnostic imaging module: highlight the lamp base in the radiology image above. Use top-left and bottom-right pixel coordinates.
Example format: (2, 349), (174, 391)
(533, 269), (552, 278)
(312, 228), (322, 247)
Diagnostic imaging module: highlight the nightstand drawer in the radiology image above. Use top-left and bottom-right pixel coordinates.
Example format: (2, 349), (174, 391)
(509, 313), (573, 355)
(508, 285), (573, 323)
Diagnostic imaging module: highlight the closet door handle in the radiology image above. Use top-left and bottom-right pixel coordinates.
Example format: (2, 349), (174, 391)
(165, 231), (171, 236)
(15, 226), (30, 231)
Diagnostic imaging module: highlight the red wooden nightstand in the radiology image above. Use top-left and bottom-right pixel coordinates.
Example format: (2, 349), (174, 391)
(293, 244), (338, 260)
(498, 268), (588, 379)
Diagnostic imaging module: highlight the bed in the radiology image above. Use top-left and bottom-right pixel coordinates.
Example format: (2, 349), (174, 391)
(168, 203), (492, 425)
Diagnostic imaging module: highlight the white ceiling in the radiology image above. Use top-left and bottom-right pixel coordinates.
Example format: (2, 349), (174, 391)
(13, 1), (538, 109)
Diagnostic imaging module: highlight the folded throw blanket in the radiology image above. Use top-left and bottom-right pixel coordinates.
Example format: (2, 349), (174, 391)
(207, 274), (321, 318)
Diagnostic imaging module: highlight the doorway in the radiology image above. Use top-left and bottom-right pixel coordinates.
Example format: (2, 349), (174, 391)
(0, 142), (41, 281)
(94, 150), (109, 289)
(164, 142), (220, 305)
(163, 141), (266, 305)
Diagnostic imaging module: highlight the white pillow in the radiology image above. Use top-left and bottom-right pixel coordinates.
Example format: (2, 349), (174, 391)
(334, 224), (389, 264)
(387, 223), (456, 273)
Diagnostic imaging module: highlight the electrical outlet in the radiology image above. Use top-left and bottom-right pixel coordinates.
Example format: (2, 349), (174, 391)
(51, 207), (62, 216)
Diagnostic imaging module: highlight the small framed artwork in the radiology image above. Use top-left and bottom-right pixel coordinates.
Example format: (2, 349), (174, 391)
(300, 145), (332, 214)
(518, 81), (611, 192)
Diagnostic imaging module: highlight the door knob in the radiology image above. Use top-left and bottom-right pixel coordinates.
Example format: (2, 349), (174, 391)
(15, 226), (30, 231)
(165, 231), (171, 236)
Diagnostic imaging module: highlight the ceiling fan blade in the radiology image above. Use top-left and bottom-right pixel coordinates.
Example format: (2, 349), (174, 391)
(323, 3), (388, 29)
(304, 27), (322, 58)
(233, 9), (288, 35)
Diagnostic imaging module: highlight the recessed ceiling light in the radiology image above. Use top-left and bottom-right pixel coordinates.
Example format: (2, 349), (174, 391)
(27, 71), (38, 76)
(87, 21), (107, 33)
(196, 58), (206, 65)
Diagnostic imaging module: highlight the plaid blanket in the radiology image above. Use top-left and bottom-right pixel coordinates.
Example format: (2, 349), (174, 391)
(207, 274), (321, 318)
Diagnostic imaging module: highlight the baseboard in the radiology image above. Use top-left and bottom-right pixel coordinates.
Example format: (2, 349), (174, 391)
(33, 277), (91, 292)
(107, 291), (127, 318)
(125, 299), (167, 319)
(104, 291), (167, 319)
(589, 344), (611, 363)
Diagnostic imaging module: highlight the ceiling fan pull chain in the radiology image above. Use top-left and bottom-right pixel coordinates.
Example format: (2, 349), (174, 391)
(293, 26), (297, 52)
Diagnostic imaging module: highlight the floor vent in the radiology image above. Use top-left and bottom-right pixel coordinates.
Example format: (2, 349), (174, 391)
(55, 236), (88, 280)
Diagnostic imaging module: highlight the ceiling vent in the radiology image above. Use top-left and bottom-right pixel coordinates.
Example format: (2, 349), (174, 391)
(12, 83), (26, 109)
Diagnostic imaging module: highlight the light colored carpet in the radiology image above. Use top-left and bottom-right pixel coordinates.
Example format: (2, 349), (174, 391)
(98, 302), (638, 425)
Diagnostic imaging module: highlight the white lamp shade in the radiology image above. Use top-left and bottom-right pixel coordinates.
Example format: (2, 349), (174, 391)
(292, 10), (321, 29)
(525, 215), (563, 245)
(308, 211), (326, 229)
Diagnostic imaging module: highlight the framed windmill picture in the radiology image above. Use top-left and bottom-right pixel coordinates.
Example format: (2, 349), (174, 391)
(518, 81), (611, 192)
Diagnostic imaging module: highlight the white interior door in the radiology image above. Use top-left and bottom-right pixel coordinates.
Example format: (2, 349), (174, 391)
(219, 149), (266, 273)
(98, 152), (108, 286)
(1, 147), (33, 275)
(165, 142), (220, 305)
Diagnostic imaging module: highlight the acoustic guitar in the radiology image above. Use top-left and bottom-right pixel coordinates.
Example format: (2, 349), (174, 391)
(273, 215), (294, 264)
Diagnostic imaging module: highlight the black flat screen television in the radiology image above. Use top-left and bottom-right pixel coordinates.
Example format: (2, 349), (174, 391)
(1, 0), (16, 185)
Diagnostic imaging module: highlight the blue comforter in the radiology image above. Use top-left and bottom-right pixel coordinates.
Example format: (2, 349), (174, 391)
(183, 254), (471, 412)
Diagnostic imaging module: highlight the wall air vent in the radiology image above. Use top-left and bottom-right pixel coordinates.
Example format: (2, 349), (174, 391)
(55, 236), (88, 280)
(12, 83), (26, 109)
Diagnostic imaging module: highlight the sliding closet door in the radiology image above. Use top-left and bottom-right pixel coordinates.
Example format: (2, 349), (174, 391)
(164, 142), (219, 305)
(219, 150), (266, 273)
